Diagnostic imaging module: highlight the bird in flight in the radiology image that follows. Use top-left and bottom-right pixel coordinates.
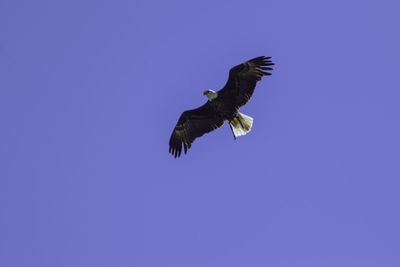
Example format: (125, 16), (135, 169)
(169, 56), (274, 158)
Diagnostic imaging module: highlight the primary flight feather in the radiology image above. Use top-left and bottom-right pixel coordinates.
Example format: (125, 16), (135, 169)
(169, 56), (274, 158)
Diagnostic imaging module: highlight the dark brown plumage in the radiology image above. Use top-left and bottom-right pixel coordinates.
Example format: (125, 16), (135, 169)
(169, 56), (274, 158)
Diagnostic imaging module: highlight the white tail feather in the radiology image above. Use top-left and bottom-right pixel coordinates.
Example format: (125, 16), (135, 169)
(229, 112), (254, 139)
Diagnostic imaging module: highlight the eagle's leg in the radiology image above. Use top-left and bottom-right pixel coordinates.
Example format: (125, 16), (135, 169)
(229, 123), (237, 141)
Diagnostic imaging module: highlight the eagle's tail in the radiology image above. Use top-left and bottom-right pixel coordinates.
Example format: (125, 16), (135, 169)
(229, 112), (254, 140)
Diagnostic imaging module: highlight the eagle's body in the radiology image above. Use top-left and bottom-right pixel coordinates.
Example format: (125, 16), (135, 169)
(169, 56), (274, 158)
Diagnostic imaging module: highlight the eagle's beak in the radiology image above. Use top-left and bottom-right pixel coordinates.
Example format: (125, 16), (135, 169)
(203, 91), (207, 95)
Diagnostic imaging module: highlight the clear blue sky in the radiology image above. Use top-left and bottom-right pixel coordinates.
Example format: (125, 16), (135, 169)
(1, 0), (399, 266)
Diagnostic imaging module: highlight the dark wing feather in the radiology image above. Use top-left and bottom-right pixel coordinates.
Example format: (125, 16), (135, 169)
(169, 102), (225, 158)
(219, 56), (274, 108)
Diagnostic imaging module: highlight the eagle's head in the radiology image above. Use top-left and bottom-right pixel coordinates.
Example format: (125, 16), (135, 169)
(203, 89), (218, 101)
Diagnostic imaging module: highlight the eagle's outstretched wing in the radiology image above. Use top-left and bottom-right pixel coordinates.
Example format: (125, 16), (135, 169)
(169, 102), (225, 158)
(219, 56), (274, 108)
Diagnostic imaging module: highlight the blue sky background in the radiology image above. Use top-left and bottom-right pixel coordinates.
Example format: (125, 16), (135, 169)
(1, 0), (400, 266)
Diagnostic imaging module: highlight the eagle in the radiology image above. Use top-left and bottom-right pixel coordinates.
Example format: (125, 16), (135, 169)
(169, 56), (274, 158)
